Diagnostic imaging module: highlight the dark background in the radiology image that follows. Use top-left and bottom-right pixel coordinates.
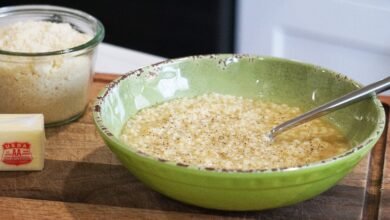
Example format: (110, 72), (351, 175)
(0, 0), (236, 58)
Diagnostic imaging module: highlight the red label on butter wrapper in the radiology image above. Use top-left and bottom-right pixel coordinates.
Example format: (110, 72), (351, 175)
(2, 142), (32, 165)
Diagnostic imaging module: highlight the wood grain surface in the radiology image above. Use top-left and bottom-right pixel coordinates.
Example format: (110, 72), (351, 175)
(379, 96), (390, 220)
(0, 74), (388, 220)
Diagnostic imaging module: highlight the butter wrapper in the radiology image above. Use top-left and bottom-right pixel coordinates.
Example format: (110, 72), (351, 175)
(0, 114), (45, 171)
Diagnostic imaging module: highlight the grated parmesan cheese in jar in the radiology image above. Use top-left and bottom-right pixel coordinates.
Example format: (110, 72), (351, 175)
(0, 21), (91, 53)
(0, 21), (94, 125)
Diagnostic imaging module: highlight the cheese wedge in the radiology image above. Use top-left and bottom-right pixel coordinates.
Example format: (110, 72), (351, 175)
(0, 114), (45, 170)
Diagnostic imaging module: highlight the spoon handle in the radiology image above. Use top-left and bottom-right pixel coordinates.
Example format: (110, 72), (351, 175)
(268, 76), (390, 139)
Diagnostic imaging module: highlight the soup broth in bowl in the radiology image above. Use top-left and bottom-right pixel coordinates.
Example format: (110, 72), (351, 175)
(121, 93), (350, 171)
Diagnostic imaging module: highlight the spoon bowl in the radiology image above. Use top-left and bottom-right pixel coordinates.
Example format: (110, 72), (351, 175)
(93, 54), (386, 210)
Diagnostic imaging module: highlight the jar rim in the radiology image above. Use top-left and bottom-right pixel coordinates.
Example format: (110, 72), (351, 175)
(0, 5), (105, 57)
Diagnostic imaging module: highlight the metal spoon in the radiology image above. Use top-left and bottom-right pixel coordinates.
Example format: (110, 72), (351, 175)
(267, 76), (390, 140)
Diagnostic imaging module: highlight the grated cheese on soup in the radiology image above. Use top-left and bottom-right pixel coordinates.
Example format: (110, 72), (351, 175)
(121, 93), (350, 170)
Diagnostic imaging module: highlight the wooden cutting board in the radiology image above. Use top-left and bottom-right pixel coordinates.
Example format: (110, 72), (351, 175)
(0, 73), (388, 220)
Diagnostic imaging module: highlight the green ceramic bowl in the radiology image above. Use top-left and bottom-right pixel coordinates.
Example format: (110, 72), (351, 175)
(93, 54), (385, 211)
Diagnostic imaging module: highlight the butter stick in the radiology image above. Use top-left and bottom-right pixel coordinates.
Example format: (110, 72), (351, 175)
(0, 114), (45, 171)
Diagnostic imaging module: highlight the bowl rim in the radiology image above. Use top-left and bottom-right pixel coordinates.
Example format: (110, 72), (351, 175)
(93, 54), (386, 174)
(0, 4), (105, 57)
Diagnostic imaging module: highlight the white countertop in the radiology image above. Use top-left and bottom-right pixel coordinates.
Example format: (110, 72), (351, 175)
(95, 42), (165, 74)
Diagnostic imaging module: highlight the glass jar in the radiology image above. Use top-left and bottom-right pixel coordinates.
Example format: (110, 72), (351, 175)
(0, 5), (104, 126)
